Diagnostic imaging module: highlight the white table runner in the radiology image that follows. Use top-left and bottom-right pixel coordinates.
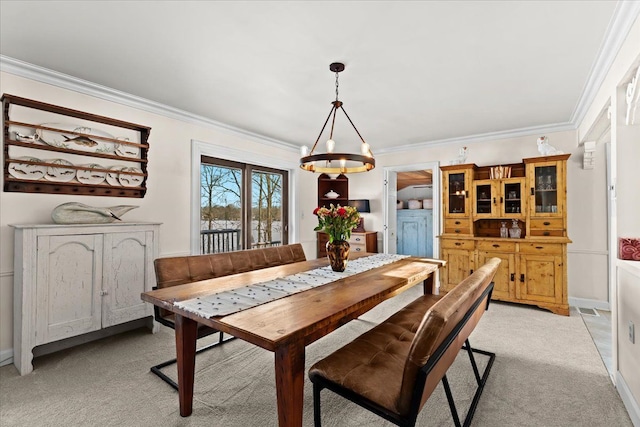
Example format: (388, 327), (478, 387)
(175, 253), (410, 318)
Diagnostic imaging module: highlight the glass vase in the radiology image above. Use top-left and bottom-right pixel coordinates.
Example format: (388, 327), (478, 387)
(326, 240), (350, 272)
(509, 219), (521, 238)
(500, 221), (509, 238)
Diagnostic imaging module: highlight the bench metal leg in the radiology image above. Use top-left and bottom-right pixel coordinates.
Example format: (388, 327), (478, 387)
(150, 331), (235, 391)
(464, 338), (482, 385)
(313, 383), (323, 427)
(443, 339), (496, 427)
(442, 374), (462, 427)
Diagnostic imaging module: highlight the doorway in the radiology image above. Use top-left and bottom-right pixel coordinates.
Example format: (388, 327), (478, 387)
(383, 162), (440, 259)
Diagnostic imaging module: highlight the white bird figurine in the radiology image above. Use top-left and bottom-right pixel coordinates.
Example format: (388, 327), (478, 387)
(51, 202), (138, 224)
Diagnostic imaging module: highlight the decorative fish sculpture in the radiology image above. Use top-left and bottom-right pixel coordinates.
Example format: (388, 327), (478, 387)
(14, 132), (41, 142)
(51, 202), (138, 224)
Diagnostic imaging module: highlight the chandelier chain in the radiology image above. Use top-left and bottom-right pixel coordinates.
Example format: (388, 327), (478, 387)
(335, 71), (340, 101)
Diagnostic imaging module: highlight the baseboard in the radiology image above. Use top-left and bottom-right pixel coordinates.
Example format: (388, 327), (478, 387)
(568, 297), (610, 311)
(0, 348), (13, 368)
(32, 318), (154, 358)
(616, 371), (640, 427)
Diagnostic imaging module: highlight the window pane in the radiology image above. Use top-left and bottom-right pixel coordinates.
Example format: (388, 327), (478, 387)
(200, 163), (243, 253)
(251, 170), (283, 248)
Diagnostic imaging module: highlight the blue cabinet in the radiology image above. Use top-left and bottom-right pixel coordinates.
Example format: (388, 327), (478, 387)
(397, 209), (433, 257)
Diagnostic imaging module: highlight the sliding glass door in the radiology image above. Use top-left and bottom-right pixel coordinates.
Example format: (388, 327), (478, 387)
(200, 156), (288, 254)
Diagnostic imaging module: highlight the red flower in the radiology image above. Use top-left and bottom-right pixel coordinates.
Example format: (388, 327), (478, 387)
(337, 207), (347, 217)
(313, 207), (320, 215)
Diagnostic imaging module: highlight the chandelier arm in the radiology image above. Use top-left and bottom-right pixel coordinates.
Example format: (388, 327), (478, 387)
(310, 104), (338, 155)
(329, 101), (340, 140)
(339, 105), (368, 147)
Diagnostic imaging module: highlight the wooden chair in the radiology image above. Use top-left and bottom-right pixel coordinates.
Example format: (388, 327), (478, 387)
(151, 244), (307, 389)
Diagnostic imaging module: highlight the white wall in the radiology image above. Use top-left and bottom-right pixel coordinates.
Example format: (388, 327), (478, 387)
(577, 12), (640, 424)
(0, 71), (299, 355)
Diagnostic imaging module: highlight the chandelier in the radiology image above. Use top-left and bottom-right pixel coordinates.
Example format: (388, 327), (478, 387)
(299, 62), (375, 173)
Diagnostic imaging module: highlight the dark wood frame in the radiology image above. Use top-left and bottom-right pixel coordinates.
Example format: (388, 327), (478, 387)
(2, 94), (150, 197)
(200, 155), (289, 249)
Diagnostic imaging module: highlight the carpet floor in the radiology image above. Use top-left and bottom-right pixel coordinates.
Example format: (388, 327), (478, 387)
(0, 285), (632, 426)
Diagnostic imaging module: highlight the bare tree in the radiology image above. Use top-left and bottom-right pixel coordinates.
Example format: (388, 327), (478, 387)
(201, 164), (242, 229)
(252, 171), (282, 244)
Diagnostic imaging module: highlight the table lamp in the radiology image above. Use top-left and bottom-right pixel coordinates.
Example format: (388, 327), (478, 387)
(349, 199), (370, 232)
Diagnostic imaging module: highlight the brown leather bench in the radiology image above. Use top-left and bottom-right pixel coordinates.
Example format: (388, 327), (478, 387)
(309, 257), (500, 427)
(151, 243), (307, 389)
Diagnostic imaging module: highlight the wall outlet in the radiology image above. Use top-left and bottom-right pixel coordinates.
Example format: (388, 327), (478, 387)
(630, 321), (635, 344)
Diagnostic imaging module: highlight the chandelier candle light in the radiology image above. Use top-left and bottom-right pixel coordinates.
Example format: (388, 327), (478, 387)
(300, 62), (375, 174)
(313, 204), (361, 272)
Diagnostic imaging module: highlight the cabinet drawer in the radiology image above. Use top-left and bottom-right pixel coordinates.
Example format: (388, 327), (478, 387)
(441, 239), (475, 250)
(445, 218), (469, 228)
(529, 218), (564, 237)
(444, 226), (471, 235)
(530, 218), (564, 230)
(349, 234), (366, 244)
(444, 218), (470, 235)
(477, 240), (516, 252)
(529, 229), (565, 237)
(350, 243), (367, 253)
(518, 242), (563, 255)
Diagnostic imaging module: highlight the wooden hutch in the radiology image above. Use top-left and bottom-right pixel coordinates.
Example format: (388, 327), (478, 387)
(315, 173), (377, 258)
(439, 154), (571, 315)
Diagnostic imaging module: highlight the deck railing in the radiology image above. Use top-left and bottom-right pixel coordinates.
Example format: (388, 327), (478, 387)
(200, 229), (281, 254)
(201, 229), (241, 254)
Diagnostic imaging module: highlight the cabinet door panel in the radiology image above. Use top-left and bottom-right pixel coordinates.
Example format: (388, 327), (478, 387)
(443, 170), (471, 217)
(102, 231), (154, 327)
(473, 180), (498, 218)
(500, 178), (526, 219)
(441, 248), (473, 292)
(36, 234), (102, 344)
(477, 251), (514, 300)
(397, 212), (429, 257)
(518, 254), (562, 303)
(527, 160), (565, 218)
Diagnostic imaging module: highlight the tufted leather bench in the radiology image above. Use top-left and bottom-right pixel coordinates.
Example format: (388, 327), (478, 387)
(309, 257), (500, 427)
(151, 243), (307, 389)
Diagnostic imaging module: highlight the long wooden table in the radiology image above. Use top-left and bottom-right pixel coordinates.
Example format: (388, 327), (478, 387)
(141, 254), (443, 427)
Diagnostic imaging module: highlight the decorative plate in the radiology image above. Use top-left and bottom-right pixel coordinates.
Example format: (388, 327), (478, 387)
(118, 167), (144, 187)
(114, 137), (140, 158)
(37, 123), (116, 155)
(106, 165), (126, 186)
(8, 157), (46, 180)
(44, 159), (76, 182)
(77, 163), (107, 185)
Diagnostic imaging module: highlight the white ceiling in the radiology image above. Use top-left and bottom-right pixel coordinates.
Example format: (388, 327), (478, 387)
(0, 1), (624, 153)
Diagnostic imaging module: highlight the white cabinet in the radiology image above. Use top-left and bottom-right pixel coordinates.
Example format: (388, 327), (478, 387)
(397, 209), (433, 257)
(12, 222), (160, 375)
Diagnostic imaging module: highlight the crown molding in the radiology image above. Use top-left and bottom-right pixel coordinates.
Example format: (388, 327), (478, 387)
(570, 0), (640, 126)
(0, 55), (298, 153)
(377, 122), (575, 154)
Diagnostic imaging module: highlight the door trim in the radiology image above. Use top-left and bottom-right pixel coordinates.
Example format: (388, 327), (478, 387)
(383, 161), (440, 258)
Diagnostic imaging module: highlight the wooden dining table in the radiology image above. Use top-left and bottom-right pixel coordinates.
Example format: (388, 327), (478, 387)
(141, 253), (444, 427)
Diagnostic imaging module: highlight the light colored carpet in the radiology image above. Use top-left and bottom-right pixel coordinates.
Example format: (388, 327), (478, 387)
(0, 286), (632, 426)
